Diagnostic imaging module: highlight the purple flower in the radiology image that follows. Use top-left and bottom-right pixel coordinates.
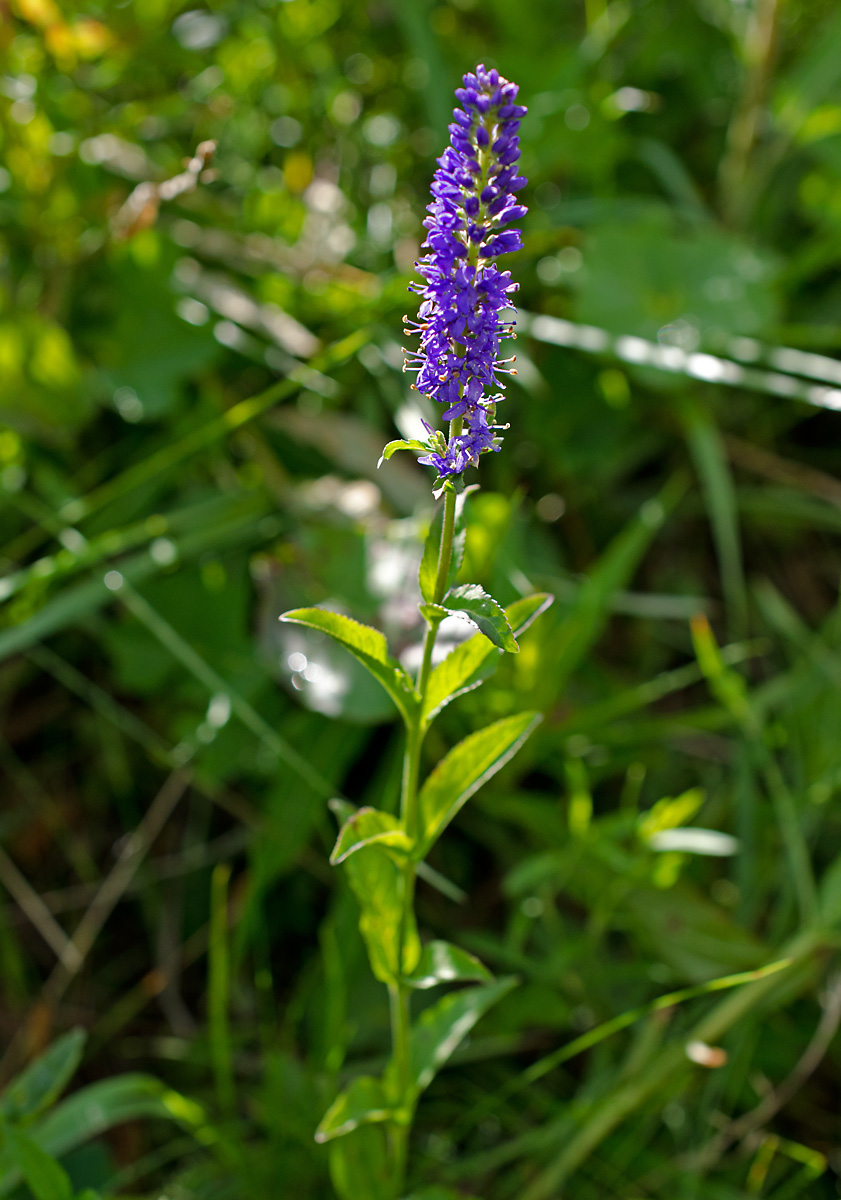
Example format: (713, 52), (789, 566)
(401, 64), (527, 481)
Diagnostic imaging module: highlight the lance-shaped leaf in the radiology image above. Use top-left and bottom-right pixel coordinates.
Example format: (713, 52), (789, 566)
(405, 941), (493, 989)
(417, 712), (542, 856)
(0, 1028), (86, 1123)
(411, 978), (517, 1092)
(331, 808), (412, 865)
(342, 841), (421, 984)
(377, 439), (429, 468)
(418, 486), (477, 604)
(441, 584), (518, 652)
(315, 1076), (394, 1143)
(424, 593), (553, 724)
(280, 608), (419, 724)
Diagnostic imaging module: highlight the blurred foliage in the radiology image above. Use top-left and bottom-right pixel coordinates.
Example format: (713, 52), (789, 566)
(4, 0), (841, 1196)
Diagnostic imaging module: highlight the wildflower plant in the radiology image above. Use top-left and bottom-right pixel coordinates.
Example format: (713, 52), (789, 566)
(281, 65), (551, 1199)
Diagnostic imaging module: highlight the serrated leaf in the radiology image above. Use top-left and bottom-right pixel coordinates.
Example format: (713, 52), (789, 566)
(331, 808), (412, 865)
(417, 712), (542, 856)
(280, 608), (419, 724)
(342, 842), (421, 984)
(419, 487), (477, 604)
(0, 1076), (202, 1198)
(411, 978), (517, 1092)
(1, 1128), (72, 1200)
(315, 1075), (394, 1143)
(378, 439), (428, 468)
(442, 584), (518, 652)
(0, 1028), (85, 1124)
(423, 593), (553, 724)
(405, 941), (493, 989)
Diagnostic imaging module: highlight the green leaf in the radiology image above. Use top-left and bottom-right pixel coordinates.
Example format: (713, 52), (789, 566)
(279, 608), (419, 724)
(331, 808), (412, 865)
(442, 583), (518, 652)
(682, 400), (747, 634)
(342, 842), (421, 984)
(0, 1029), (85, 1123)
(417, 712), (542, 856)
(419, 487), (476, 604)
(411, 978), (517, 1092)
(327, 1124), (395, 1200)
(315, 1075), (394, 1143)
(0, 1075), (205, 1196)
(405, 941), (493, 989)
(377, 439), (428, 468)
(423, 593), (553, 723)
(1, 1128), (72, 1200)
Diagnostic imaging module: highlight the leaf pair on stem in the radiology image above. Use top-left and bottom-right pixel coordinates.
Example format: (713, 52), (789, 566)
(280, 487), (552, 1198)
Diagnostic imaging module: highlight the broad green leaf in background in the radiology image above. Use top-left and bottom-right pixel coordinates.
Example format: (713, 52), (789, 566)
(441, 584), (518, 652)
(417, 713), (542, 856)
(0, 1029), (85, 1124)
(418, 487), (477, 604)
(331, 808), (412, 865)
(423, 593), (553, 723)
(0, 1075), (204, 1197)
(279, 608), (419, 724)
(1, 1127), (72, 1200)
(411, 978), (517, 1092)
(341, 842), (421, 984)
(404, 941), (493, 990)
(315, 1075), (394, 1142)
(572, 204), (780, 342)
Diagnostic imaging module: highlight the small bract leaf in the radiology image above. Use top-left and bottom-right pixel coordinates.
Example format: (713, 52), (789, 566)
(405, 941), (493, 989)
(315, 1076), (393, 1143)
(279, 608), (419, 724)
(423, 593), (553, 724)
(378, 439), (429, 468)
(411, 978), (517, 1092)
(331, 808), (412, 865)
(443, 583), (518, 652)
(417, 712), (542, 855)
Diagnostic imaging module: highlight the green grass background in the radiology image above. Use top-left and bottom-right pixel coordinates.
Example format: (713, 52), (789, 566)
(3, 0), (841, 1195)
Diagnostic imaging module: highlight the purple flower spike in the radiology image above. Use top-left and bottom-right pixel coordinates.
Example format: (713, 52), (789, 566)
(401, 63), (527, 483)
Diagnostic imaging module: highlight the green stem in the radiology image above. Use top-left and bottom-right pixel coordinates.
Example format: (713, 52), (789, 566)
(389, 476), (460, 1196)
